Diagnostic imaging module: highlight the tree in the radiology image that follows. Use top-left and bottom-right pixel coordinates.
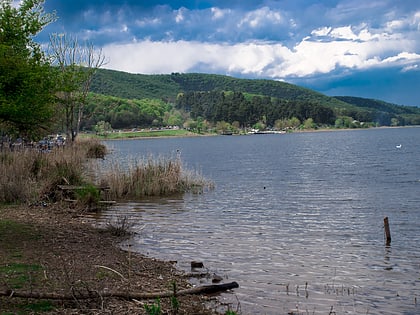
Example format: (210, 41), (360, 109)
(0, 0), (56, 138)
(303, 118), (315, 129)
(49, 33), (105, 142)
(94, 120), (112, 136)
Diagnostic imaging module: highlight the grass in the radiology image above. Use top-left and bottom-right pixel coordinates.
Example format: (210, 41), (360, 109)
(0, 140), (93, 204)
(0, 137), (213, 205)
(0, 263), (43, 289)
(100, 154), (214, 200)
(0, 219), (39, 259)
(0, 138), (107, 205)
(83, 129), (195, 140)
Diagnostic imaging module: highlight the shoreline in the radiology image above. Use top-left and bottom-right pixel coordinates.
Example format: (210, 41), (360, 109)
(83, 125), (420, 141)
(0, 204), (221, 314)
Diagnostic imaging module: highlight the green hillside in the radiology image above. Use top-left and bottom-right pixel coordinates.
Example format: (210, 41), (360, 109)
(87, 69), (420, 130)
(334, 96), (420, 115)
(334, 96), (420, 126)
(91, 69), (351, 109)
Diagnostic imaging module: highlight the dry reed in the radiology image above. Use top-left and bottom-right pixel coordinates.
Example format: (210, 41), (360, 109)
(0, 139), (213, 204)
(0, 138), (103, 204)
(100, 155), (214, 200)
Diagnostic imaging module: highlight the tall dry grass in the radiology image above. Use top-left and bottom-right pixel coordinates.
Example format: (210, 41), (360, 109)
(100, 155), (214, 200)
(0, 138), (105, 204)
(0, 138), (212, 204)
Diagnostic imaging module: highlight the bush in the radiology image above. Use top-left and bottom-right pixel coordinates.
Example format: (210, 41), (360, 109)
(85, 140), (107, 159)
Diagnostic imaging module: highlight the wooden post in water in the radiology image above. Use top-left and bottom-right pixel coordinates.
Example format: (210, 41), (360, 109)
(384, 216), (391, 246)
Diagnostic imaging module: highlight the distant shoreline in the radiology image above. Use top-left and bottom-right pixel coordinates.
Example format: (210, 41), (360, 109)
(81, 125), (419, 141)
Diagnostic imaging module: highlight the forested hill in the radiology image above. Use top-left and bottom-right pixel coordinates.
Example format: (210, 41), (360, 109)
(89, 68), (420, 128)
(334, 96), (420, 116)
(91, 69), (350, 109)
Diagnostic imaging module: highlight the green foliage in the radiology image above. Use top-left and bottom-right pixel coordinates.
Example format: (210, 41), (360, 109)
(170, 281), (180, 314)
(144, 298), (161, 315)
(75, 184), (101, 208)
(335, 96), (420, 126)
(86, 69), (420, 130)
(82, 93), (171, 130)
(49, 33), (105, 141)
(22, 300), (54, 312)
(0, 263), (42, 289)
(0, 0), (56, 138)
(94, 120), (112, 136)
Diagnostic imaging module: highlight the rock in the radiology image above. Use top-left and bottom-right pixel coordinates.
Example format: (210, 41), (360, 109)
(212, 274), (223, 283)
(191, 261), (204, 269)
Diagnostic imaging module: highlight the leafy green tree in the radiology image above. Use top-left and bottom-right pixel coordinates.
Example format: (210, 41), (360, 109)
(335, 118), (344, 128)
(94, 120), (112, 136)
(289, 117), (301, 129)
(215, 121), (231, 134)
(0, 0), (56, 138)
(391, 117), (399, 126)
(303, 118), (315, 129)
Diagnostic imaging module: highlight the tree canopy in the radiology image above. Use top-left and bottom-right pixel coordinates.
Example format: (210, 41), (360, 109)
(0, 0), (56, 138)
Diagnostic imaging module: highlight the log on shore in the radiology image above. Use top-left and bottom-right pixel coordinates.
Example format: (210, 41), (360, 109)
(0, 281), (239, 301)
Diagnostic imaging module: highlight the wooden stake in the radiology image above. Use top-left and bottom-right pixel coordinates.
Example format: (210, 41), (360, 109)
(384, 216), (391, 245)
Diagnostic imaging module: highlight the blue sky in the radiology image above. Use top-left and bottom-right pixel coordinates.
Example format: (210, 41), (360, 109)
(37, 0), (420, 106)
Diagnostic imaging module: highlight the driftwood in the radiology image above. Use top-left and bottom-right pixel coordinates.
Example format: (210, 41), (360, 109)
(64, 199), (116, 205)
(0, 281), (239, 301)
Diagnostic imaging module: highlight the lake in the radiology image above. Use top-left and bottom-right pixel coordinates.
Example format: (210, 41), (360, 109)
(97, 127), (420, 315)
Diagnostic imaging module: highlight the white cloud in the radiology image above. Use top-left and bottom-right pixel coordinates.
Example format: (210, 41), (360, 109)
(102, 33), (420, 79)
(175, 8), (186, 23)
(311, 27), (332, 37)
(100, 5), (420, 81)
(402, 64), (419, 72)
(237, 6), (283, 29)
(135, 17), (162, 27)
(211, 7), (230, 20)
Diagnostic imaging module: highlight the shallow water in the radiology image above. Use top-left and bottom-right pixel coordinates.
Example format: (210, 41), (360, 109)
(95, 128), (420, 314)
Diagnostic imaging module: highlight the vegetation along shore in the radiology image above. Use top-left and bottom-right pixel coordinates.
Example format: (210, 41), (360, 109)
(1, 1), (419, 314)
(0, 139), (236, 315)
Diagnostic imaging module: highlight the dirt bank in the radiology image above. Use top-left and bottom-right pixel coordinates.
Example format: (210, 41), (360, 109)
(0, 204), (224, 314)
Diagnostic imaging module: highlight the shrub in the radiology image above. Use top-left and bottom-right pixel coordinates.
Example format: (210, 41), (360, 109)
(84, 139), (107, 159)
(75, 183), (101, 210)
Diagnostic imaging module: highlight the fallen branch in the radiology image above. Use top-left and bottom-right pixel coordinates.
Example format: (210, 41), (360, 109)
(1, 281), (239, 300)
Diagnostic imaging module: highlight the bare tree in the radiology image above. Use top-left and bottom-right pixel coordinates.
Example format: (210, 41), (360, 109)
(49, 33), (106, 141)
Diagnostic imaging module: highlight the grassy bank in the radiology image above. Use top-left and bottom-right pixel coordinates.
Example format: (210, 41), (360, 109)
(83, 129), (198, 140)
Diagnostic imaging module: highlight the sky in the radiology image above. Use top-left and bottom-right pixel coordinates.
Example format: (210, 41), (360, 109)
(36, 0), (420, 106)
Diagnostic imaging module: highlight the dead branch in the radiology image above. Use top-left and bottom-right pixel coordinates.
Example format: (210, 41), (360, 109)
(1, 281), (239, 300)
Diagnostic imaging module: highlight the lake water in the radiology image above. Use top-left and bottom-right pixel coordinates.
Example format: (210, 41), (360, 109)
(97, 127), (420, 315)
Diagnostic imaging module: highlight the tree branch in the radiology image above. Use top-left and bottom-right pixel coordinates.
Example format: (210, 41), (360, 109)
(1, 281), (239, 300)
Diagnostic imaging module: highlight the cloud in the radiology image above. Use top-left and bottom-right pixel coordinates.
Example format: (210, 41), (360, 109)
(102, 11), (420, 78)
(39, 0), (420, 105)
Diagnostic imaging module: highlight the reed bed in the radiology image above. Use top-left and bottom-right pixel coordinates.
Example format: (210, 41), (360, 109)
(0, 138), (105, 204)
(0, 138), (212, 204)
(100, 155), (214, 200)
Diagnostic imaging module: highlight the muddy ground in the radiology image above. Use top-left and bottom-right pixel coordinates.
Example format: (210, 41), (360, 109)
(0, 203), (232, 314)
